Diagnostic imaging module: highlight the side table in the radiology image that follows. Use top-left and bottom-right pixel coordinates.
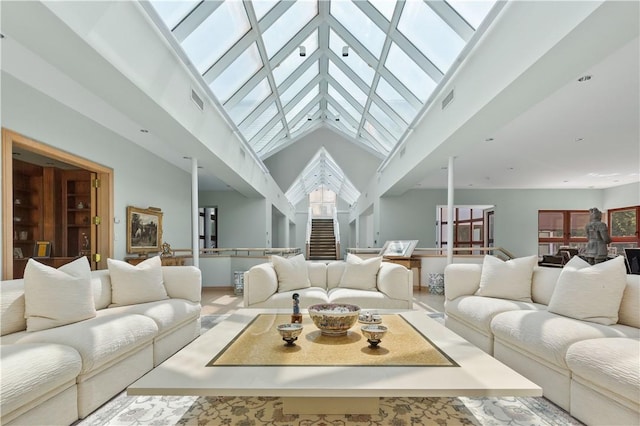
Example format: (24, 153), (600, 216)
(382, 256), (422, 290)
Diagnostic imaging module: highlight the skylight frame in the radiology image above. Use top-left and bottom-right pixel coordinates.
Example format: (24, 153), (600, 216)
(146, 0), (499, 204)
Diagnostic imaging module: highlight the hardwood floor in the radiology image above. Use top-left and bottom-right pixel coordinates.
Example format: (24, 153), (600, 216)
(200, 286), (445, 316)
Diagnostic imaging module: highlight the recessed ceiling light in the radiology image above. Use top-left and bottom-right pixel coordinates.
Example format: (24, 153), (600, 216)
(140, 129), (149, 133)
(485, 137), (494, 142)
(575, 137), (584, 142)
(577, 75), (592, 82)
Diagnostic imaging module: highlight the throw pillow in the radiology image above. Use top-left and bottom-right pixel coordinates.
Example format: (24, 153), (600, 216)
(108, 256), (168, 306)
(272, 254), (310, 292)
(548, 255), (627, 325)
(475, 255), (537, 302)
(338, 253), (382, 291)
(24, 257), (96, 332)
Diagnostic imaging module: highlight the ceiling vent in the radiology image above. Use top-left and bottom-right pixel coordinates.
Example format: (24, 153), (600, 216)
(441, 88), (455, 110)
(191, 88), (204, 111)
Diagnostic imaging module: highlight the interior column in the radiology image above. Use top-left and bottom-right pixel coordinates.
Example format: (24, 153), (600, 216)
(447, 156), (455, 265)
(191, 157), (199, 268)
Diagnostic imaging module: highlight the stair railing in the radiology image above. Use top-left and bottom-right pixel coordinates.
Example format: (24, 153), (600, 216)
(332, 206), (341, 259)
(305, 206), (313, 258)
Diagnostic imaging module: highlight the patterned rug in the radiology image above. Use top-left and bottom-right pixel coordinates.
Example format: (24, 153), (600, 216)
(74, 315), (584, 426)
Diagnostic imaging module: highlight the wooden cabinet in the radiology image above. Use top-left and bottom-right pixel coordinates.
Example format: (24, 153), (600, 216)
(12, 160), (44, 278)
(62, 170), (95, 259)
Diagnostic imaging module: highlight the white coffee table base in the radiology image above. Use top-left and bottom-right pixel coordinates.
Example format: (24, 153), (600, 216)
(283, 397), (378, 414)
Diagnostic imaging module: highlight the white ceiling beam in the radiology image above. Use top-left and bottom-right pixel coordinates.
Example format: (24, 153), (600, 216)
(172, 0), (223, 41)
(258, 0), (296, 32)
(425, 0), (474, 41)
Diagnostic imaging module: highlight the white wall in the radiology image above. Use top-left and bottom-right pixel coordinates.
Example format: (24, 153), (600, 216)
(603, 182), (640, 210)
(1, 73), (192, 261)
(199, 191), (266, 248)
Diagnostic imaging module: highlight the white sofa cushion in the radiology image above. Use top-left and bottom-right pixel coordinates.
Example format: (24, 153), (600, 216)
(566, 338), (640, 404)
(307, 262), (328, 289)
(1, 280), (27, 336)
(446, 295), (544, 333)
(246, 287), (329, 309)
(0, 343), (82, 418)
(338, 254), (382, 291)
(108, 257), (168, 307)
(475, 255), (537, 302)
(328, 287), (410, 309)
(24, 257), (96, 332)
(97, 299), (201, 335)
(272, 254), (311, 292)
(531, 266), (562, 305)
(491, 310), (635, 368)
(618, 274), (640, 328)
(2, 314), (158, 375)
(548, 256), (627, 325)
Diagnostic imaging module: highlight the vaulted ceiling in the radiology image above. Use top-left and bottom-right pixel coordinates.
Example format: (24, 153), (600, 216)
(143, 0), (498, 204)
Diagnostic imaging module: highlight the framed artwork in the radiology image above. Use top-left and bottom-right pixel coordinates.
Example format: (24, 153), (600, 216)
(33, 241), (51, 258)
(379, 240), (418, 258)
(13, 247), (23, 259)
(127, 206), (163, 254)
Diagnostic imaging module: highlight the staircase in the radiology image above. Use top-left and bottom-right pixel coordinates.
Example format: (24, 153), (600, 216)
(308, 219), (337, 260)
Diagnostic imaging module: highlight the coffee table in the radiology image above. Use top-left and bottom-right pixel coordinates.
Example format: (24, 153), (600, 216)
(128, 309), (542, 414)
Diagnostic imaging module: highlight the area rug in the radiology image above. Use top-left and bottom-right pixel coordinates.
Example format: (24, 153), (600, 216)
(74, 314), (584, 425)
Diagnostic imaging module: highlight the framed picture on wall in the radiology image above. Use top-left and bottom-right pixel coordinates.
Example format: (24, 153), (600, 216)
(127, 206), (163, 254)
(379, 240), (418, 258)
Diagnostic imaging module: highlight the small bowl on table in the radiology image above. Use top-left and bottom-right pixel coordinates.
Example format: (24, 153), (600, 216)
(308, 303), (361, 336)
(361, 324), (388, 348)
(277, 323), (303, 346)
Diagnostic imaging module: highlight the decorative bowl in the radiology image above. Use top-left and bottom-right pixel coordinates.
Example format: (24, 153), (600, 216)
(308, 303), (361, 336)
(277, 323), (303, 346)
(361, 324), (388, 348)
(358, 311), (382, 324)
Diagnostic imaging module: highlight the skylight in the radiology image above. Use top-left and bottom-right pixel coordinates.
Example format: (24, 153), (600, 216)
(147, 0), (497, 205)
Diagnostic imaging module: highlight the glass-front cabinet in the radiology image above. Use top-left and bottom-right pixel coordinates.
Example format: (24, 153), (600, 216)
(9, 161), (98, 279)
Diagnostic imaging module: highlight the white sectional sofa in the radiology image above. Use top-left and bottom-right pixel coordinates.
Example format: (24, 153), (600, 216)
(0, 258), (202, 426)
(243, 254), (413, 309)
(444, 255), (639, 426)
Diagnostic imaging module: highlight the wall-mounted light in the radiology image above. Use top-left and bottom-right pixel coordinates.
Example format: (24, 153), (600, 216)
(342, 46), (349, 57)
(299, 46), (306, 57)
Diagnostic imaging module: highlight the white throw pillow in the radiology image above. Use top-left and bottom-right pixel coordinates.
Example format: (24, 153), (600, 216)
(338, 254), (382, 291)
(272, 254), (310, 292)
(548, 256), (627, 325)
(108, 256), (168, 306)
(475, 255), (537, 302)
(24, 257), (96, 332)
